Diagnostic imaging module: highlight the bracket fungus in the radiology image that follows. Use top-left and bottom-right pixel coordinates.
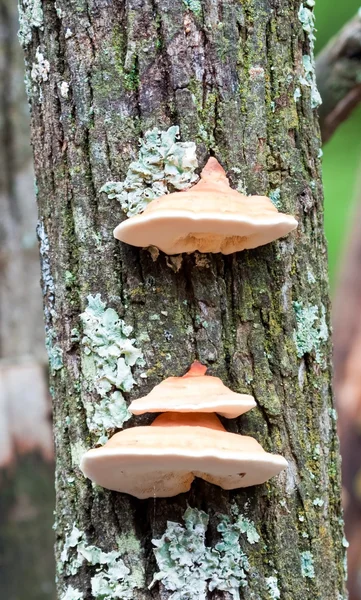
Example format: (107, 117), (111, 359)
(80, 363), (287, 498)
(129, 361), (256, 418)
(113, 158), (298, 255)
(80, 413), (287, 499)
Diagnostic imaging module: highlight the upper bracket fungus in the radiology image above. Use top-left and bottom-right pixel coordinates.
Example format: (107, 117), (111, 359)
(113, 158), (298, 255)
(80, 362), (287, 498)
(129, 360), (256, 418)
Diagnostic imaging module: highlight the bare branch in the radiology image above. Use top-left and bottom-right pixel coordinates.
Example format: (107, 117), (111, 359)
(316, 12), (361, 142)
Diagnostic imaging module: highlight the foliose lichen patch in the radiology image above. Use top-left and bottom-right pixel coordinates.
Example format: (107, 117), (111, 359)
(60, 81), (70, 98)
(60, 525), (143, 599)
(151, 505), (260, 599)
(266, 575), (281, 599)
(46, 331), (64, 375)
(183, 0), (202, 15)
(297, 3), (322, 108)
(293, 301), (328, 364)
(37, 220), (63, 375)
(80, 294), (144, 443)
(31, 46), (50, 84)
(100, 126), (198, 217)
(269, 188), (281, 209)
(300, 550), (315, 578)
(299, 54), (322, 109)
(61, 586), (83, 600)
(18, 0), (44, 47)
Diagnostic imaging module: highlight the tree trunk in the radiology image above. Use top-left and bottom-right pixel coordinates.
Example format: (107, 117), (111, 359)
(0, 0), (55, 597)
(21, 1), (346, 599)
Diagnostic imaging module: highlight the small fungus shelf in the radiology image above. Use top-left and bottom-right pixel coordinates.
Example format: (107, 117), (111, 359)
(129, 360), (256, 418)
(113, 158), (298, 255)
(80, 362), (287, 499)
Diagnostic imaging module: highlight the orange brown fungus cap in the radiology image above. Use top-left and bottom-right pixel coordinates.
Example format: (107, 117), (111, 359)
(80, 411), (288, 499)
(150, 412), (226, 431)
(182, 361), (208, 378)
(129, 363), (256, 418)
(113, 157), (298, 255)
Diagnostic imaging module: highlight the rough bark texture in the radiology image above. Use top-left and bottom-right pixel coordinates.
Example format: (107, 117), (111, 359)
(0, 0), (55, 598)
(21, 1), (346, 599)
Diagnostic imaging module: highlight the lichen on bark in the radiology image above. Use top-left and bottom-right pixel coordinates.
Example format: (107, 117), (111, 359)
(22, 0), (346, 598)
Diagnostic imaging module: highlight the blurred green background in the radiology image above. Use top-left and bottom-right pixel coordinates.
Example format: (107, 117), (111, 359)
(316, 1), (361, 289)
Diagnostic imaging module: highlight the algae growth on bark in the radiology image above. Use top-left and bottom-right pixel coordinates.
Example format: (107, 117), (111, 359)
(20, 0), (346, 598)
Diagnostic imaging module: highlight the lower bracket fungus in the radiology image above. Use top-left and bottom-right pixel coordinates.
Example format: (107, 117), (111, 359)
(114, 157), (298, 255)
(80, 363), (287, 498)
(80, 412), (287, 498)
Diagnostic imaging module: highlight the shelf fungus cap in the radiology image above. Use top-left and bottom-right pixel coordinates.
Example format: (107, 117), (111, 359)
(80, 413), (288, 499)
(113, 158), (298, 255)
(129, 361), (256, 418)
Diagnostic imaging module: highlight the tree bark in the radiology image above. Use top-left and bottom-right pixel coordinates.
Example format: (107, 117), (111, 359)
(21, 1), (346, 599)
(0, 1), (55, 598)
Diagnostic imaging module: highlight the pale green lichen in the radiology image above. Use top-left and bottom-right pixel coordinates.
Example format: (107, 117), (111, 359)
(269, 188), (281, 209)
(297, 4), (322, 108)
(91, 559), (136, 600)
(313, 498), (324, 507)
(61, 525), (83, 565)
(329, 407), (338, 420)
(70, 441), (88, 470)
(54, 2), (65, 18)
(37, 220), (63, 375)
(307, 269), (316, 284)
(266, 576), (280, 599)
(294, 86), (302, 102)
(298, 4), (316, 40)
(31, 46), (50, 84)
(100, 126), (198, 217)
(37, 220), (54, 300)
(236, 180), (248, 194)
(151, 506), (260, 600)
(299, 55), (322, 109)
(313, 443), (320, 459)
(30, 46), (50, 101)
(231, 168), (248, 194)
(61, 586), (83, 600)
(60, 81), (70, 99)
(45, 333), (64, 374)
(60, 525), (142, 598)
(293, 301), (328, 363)
(183, 0), (202, 15)
(64, 270), (76, 285)
(300, 551), (315, 578)
(80, 294), (143, 442)
(18, 0), (44, 46)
